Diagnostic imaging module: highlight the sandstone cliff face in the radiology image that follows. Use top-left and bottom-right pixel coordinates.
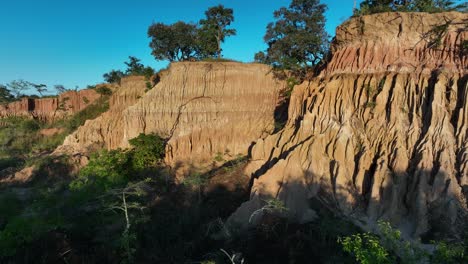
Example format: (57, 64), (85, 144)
(0, 89), (100, 122)
(56, 76), (146, 154)
(231, 12), (468, 238)
(58, 63), (282, 172)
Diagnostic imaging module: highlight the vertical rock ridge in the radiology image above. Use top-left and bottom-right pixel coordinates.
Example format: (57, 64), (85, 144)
(230, 12), (468, 238)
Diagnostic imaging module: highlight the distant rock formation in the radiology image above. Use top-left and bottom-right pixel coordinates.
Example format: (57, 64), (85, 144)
(230, 12), (468, 238)
(0, 89), (100, 122)
(57, 63), (283, 174)
(55, 76), (148, 154)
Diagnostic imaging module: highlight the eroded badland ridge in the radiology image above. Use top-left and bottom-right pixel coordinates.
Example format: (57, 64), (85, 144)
(1, 11), (467, 259)
(53, 11), (468, 238)
(231, 11), (468, 238)
(56, 63), (283, 174)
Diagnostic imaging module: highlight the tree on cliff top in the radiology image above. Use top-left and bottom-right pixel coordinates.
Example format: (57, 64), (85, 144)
(255, 0), (329, 77)
(356, 0), (465, 15)
(103, 69), (125, 84)
(198, 5), (236, 58)
(148, 21), (199, 62)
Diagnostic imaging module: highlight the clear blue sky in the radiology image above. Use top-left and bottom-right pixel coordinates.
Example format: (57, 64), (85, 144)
(0, 0), (377, 92)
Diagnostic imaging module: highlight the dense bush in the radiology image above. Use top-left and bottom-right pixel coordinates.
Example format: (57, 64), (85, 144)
(128, 133), (165, 170)
(103, 69), (125, 84)
(103, 57), (155, 84)
(339, 221), (468, 264)
(71, 133), (166, 191)
(95, 85), (112, 96)
(71, 149), (132, 191)
(355, 0), (466, 15)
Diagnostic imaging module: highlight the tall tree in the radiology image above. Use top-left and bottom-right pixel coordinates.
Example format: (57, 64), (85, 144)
(6, 80), (30, 98)
(124, 56), (145, 75)
(198, 5), (236, 58)
(54, 84), (69, 94)
(148, 21), (199, 61)
(258, 0), (329, 75)
(103, 70), (125, 84)
(30, 83), (47, 97)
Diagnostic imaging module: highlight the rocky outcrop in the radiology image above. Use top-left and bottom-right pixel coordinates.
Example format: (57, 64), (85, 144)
(56, 76), (147, 154)
(230, 12), (468, 238)
(58, 63), (282, 173)
(0, 89), (100, 122)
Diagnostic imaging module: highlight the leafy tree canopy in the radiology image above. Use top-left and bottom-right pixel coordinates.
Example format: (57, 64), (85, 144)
(4, 80), (48, 98)
(103, 69), (125, 84)
(128, 133), (166, 170)
(198, 5), (236, 58)
(256, 0), (329, 76)
(124, 56), (146, 75)
(148, 21), (199, 62)
(148, 5), (236, 61)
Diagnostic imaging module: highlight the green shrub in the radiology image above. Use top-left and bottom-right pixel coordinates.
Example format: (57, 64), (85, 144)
(0, 217), (52, 257)
(339, 232), (393, 264)
(128, 133), (165, 171)
(95, 85), (112, 96)
(432, 241), (467, 264)
(0, 157), (24, 171)
(0, 118), (41, 156)
(71, 149), (132, 191)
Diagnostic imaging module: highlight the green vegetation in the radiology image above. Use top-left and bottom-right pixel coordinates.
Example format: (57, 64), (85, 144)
(148, 21), (200, 62)
(0, 94), (110, 162)
(355, 0), (466, 15)
(255, 0), (329, 78)
(0, 80), (51, 101)
(339, 221), (468, 264)
(198, 5), (236, 59)
(128, 133), (165, 170)
(103, 69), (125, 84)
(148, 5), (236, 62)
(103, 56), (155, 85)
(95, 85), (112, 96)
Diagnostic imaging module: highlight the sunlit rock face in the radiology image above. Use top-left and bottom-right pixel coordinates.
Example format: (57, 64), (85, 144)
(230, 12), (468, 238)
(0, 89), (100, 122)
(58, 63), (283, 174)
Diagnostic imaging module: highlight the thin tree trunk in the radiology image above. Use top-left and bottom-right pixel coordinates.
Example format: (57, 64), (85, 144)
(123, 192), (130, 231)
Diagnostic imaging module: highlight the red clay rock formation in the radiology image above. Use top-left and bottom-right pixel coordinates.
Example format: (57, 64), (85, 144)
(0, 89), (100, 122)
(57, 63), (283, 174)
(230, 12), (468, 238)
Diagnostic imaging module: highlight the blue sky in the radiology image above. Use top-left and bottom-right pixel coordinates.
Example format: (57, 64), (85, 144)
(0, 0), (393, 92)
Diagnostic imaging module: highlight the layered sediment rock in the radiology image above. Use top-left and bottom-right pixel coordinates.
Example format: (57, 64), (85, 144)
(58, 63), (283, 172)
(56, 76), (147, 154)
(230, 12), (468, 238)
(0, 89), (100, 122)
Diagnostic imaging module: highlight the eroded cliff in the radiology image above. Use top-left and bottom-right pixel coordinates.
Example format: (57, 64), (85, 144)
(230, 12), (468, 238)
(56, 76), (147, 154)
(0, 89), (100, 122)
(58, 63), (283, 173)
